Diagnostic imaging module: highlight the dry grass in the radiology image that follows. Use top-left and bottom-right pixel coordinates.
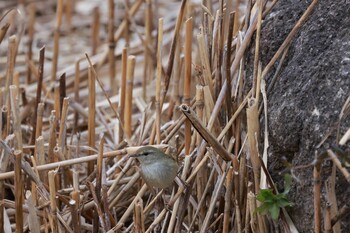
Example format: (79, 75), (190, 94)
(1, 0), (347, 232)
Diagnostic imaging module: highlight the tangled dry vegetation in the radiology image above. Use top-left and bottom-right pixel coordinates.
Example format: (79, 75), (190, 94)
(2, 0), (348, 232)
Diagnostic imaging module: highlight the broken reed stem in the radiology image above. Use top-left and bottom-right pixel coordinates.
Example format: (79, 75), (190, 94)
(184, 17), (193, 155)
(15, 150), (23, 233)
(57, 97), (69, 151)
(27, 3), (36, 84)
(246, 98), (260, 192)
(92, 6), (100, 55)
(108, 0), (117, 93)
(48, 110), (57, 163)
(52, 0), (63, 80)
(69, 200), (81, 231)
(54, 83), (61, 118)
(88, 66), (96, 174)
(180, 104), (232, 161)
(133, 197), (145, 233)
(48, 170), (58, 233)
(155, 18), (164, 144)
(10, 85), (23, 150)
(36, 136), (47, 184)
(124, 55), (136, 138)
(314, 154), (322, 233)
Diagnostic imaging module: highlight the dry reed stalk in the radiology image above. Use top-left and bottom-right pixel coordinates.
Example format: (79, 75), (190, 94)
(327, 150), (350, 182)
(26, 192), (40, 233)
(252, 0), (263, 98)
(59, 73), (66, 111)
(124, 55), (136, 138)
(10, 86), (22, 150)
(180, 104), (232, 161)
(118, 47), (128, 143)
(5, 36), (17, 103)
(35, 103), (44, 141)
(112, 0), (143, 43)
(184, 17), (193, 155)
(108, 0), (117, 93)
(326, 165), (341, 233)
(261, 0), (319, 79)
(197, 33), (213, 94)
(246, 98), (260, 192)
(112, 184), (148, 231)
(215, 8), (224, 99)
(36, 136), (47, 184)
(133, 197), (145, 233)
(0, 23), (10, 44)
(54, 83), (61, 118)
(92, 6), (100, 55)
(155, 18), (164, 144)
(223, 167), (234, 233)
(65, 0), (73, 32)
(48, 110), (57, 163)
(314, 154), (322, 233)
(69, 199), (81, 232)
(57, 97), (69, 151)
(51, 0), (63, 81)
(200, 164), (230, 233)
(73, 57), (84, 132)
(14, 150), (23, 233)
(88, 66), (96, 174)
(161, 0), (188, 108)
(224, 13), (235, 133)
(27, 3), (36, 84)
(143, 0), (153, 100)
(48, 170), (58, 233)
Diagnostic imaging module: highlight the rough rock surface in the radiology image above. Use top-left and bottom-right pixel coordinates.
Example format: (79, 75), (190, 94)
(256, 0), (350, 231)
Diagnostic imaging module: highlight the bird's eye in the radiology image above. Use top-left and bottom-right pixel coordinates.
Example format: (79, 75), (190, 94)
(142, 151), (149, 156)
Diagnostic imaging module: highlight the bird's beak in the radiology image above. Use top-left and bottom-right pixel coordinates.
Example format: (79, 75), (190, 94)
(129, 154), (139, 158)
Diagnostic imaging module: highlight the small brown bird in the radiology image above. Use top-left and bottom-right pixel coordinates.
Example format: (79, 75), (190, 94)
(130, 146), (179, 189)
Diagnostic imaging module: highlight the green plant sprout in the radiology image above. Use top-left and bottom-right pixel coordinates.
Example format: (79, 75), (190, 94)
(256, 173), (293, 220)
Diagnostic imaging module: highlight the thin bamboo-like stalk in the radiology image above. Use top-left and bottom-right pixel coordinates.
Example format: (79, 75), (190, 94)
(143, 0), (153, 100)
(92, 7), (100, 55)
(36, 136), (47, 184)
(108, 0), (117, 93)
(252, 0), (263, 98)
(48, 110), (57, 163)
(27, 3), (36, 84)
(48, 170), (58, 233)
(184, 17), (193, 155)
(88, 66), (96, 174)
(26, 192), (40, 233)
(155, 18), (164, 144)
(57, 97), (69, 151)
(52, 0), (63, 80)
(119, 47), (128, 143)
(161, 0), (188, 108)
(14, 150), (23, 233)
(325, 203), (331, 233)
(54, 83), (61, 119)
(124, 55), (136, 138)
